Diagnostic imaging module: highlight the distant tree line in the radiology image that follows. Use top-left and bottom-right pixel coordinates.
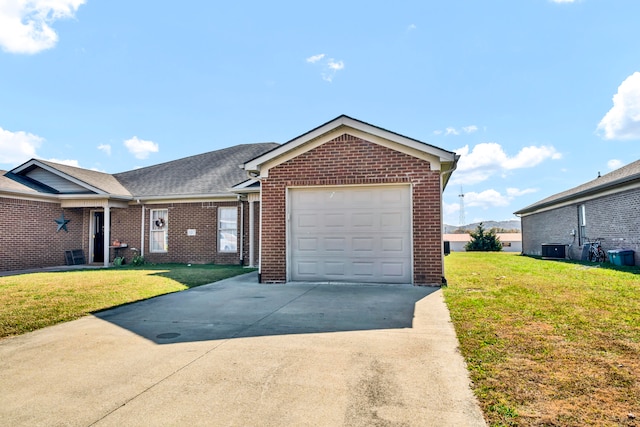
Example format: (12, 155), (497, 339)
(452, 227), (519, 234)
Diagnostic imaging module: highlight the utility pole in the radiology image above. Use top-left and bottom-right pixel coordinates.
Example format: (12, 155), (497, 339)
(458, 186), (465, 226)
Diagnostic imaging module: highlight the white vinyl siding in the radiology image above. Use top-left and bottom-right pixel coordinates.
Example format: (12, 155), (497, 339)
(289, 185), (412, 284)
(150, 209), (168, 253)
(218, 207), (238, 252)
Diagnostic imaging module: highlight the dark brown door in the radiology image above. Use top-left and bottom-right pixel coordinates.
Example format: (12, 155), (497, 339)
(93, 212), (104, 263)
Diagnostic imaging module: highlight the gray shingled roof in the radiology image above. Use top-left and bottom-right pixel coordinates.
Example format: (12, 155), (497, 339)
(515, 159), (640, 214)
(0, 171), (41, 193)
(114, 143), (279, 197)
(36, 160), (132, 196)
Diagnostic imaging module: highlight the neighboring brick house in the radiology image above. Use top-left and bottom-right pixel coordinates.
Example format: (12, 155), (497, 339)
(1, 115), (459, 285)
(514, 159), (640, 265)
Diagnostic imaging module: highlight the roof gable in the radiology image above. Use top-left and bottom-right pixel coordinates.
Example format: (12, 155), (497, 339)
(243, 115), (459, 188)
(10, 159), (131, 196)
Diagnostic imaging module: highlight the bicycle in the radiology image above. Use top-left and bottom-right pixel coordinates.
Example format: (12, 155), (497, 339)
(585, 238), (606, 262)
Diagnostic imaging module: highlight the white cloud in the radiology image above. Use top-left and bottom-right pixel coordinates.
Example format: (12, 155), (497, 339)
(550, 0), (576, 3)
(0, 126), (43, 164)
(407, 24), (417, 32)
(607, 159), (623, 170)
(465, 190), (511, 208)
(327, 59), (344, 71)
(97, 144), (111, 156)
(452, 142), (562, 185)
(0, 0), (85, 54)
(47, 158), (80, 167)
(307, 53), (345, 82)
(506, 187), (538, 197)
(597, 72), (640, 140)
(443, 201), (460, 216)
(306, 53), (325, 64)
(435, 125), (479, 136)
(124, 136), (158, 160)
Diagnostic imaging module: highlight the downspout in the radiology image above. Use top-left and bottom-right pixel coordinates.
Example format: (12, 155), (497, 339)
(239, 196), (244, 265)
(246, 170), (262, 282)
(440, 155), (460, 286)
(103, 204), (110, 268)
(140, 202), (145, 257)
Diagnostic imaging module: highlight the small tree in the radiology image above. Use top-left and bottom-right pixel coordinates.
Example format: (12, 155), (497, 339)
(465, 222), (503, 252)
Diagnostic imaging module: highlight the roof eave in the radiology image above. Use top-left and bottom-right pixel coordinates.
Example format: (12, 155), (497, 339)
(515, 174), (640, 215)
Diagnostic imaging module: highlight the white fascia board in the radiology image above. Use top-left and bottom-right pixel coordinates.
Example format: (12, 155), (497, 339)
(60, 198), (130, 209)
(244, 116), (457, 175)
(12, 159), (108, 195)
(137, 194), (238, 204)
(230, 187), (260, 194)
(0, 188), (59, 203)
(58, 194), (132, 202)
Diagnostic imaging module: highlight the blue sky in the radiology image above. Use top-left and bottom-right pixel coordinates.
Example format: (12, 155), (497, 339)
(1, 0), (639, 226)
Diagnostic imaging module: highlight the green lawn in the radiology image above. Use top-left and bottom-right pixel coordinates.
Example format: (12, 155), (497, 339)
(3, 255), (639, 425)
(0, 264), (253, 338)
(444, 252), (640, 427)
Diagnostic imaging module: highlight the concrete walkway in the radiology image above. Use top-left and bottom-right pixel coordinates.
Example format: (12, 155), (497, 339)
(0, 272), (486, 426)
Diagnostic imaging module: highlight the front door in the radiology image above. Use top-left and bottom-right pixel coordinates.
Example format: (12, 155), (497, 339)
(93, 212), (104, 263)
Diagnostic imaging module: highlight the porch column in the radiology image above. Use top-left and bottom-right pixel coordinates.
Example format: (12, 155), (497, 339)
(103, 205), (110, 267)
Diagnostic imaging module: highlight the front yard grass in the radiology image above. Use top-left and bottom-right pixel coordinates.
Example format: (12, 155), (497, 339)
(0, 264), (253, 339)
(444, 252), (640, 427)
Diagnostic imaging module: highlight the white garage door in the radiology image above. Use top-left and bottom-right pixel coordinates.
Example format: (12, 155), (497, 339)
(289, 185), (412, 283)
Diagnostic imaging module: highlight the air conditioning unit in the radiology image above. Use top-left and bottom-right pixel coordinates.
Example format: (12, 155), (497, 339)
(541, 244), (566, 260)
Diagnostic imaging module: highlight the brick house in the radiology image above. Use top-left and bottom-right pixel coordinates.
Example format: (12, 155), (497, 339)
(514, 159), (640, 265)
(0, 115), (459, 285)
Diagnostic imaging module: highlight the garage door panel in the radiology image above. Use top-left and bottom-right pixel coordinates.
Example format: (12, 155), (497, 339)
(381, 237), (404, 252)
(290, 185), (411, 284)
(296, 213), (317, 228)
(381, 262), (405, 277)
(352, 212), (374, 227)
(352, 237), (374, 252)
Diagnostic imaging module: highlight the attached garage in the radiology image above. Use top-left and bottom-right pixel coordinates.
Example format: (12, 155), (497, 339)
(243, 115), (459, 286)
(289, 185), (411, 283)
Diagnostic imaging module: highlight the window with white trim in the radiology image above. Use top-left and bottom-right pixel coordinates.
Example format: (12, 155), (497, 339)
(218, 206), (238, 253)
(150, 209), (168, 253)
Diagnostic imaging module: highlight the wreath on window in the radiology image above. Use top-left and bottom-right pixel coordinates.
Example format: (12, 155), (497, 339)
(155, 218), (165, 228)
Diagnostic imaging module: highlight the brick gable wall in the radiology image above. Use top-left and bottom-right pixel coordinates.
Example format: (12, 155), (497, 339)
(259, 133), (444, 285)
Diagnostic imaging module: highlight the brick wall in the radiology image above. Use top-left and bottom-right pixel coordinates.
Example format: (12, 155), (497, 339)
(521, 205), (579, 258)
(259, 133), (444, 285)
(0, 199), (245, 271)
(521, 187), (640, 264)
(130, 202), (243, 265)
(0, 198), (85, 271)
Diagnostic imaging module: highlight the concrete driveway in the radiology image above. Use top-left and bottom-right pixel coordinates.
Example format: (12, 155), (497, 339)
(0, 272), (486, 426)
